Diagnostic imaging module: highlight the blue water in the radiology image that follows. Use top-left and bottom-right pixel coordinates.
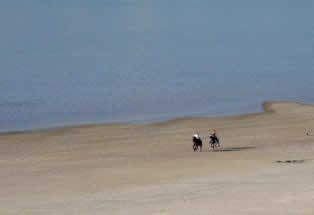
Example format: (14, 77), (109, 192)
(1, 0), (314, 132)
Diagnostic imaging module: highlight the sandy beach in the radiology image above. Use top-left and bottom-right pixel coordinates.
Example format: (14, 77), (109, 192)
(1, 101), (314, 215)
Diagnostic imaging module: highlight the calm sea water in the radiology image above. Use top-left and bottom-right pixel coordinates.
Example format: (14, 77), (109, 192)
(1, 0), (314, 132)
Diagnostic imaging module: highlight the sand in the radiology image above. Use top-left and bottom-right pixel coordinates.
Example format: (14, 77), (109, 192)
(1, 101), (314, 215)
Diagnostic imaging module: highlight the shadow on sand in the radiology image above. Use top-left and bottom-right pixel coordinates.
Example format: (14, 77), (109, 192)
(209, 146), (256, 152)
(276, 159), (305, 164)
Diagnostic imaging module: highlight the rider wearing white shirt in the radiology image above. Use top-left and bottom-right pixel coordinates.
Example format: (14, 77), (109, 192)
(193, 133), (200, 140)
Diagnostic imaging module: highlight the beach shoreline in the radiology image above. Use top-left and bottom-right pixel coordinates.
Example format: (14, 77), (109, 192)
(1, 100), (314, 215)
(0, 100), (294, 136)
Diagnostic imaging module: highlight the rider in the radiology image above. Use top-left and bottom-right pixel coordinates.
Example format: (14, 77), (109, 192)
(193, 132), (200, 142)
(192, 132), (202, 151)
(209, 129), (220, 147)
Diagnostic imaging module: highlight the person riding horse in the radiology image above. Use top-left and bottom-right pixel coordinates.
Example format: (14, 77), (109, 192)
(192, 132), (202, 152)
(209, 129), (220, 147)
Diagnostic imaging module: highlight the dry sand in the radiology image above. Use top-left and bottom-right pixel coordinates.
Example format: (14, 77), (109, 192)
(1, 101), (314, 214)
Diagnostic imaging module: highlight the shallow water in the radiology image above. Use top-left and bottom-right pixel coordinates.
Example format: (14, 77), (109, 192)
(1, 0), (314, 132)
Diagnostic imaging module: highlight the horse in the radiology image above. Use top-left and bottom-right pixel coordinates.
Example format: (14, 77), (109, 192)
(209, 135), (220, 150)
(192, 136), (202, 152)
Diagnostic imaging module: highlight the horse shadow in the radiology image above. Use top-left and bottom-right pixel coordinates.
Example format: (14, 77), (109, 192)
(209, 146), (256, 152)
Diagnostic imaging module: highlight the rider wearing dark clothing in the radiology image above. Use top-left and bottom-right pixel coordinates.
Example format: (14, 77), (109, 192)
(209, 129), (220, 147)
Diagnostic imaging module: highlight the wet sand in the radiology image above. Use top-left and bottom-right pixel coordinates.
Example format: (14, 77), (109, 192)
(1, 101), (314, 214)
